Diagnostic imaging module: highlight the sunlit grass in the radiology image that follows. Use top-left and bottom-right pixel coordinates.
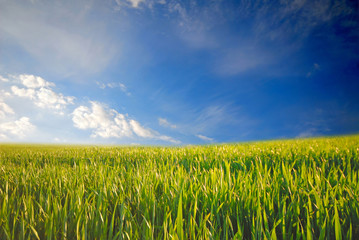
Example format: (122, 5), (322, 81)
(0, 135), (358, 239)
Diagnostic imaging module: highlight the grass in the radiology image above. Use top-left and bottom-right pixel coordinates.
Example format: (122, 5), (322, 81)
(0, 135), (358, 239)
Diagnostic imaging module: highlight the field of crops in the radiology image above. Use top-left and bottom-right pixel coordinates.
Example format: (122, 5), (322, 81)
(0, 135), (358, 239)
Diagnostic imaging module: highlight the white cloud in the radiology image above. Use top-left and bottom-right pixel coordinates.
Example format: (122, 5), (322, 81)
(72, 101), (180, 143)
(11, 74), (74, 114)
(72, 102), (132, 138)
(0, 75), (9, 82)
(129, 119), (155, 138)
(115, 0), (165, 9)
(35, 88), (74, 110)
(19, 74), (54, 88)
(158, 117), (177, 129)
(128, 0), (145, 8)
(196, 134), (214, 142)
(0, 102), (14, 119)
(0, 117), (35, 138)
(0, 90), (11, 99)
(11, 86), (36, 99)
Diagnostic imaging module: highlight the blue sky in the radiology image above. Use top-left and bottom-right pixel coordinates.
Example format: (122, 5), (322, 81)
(0, 0), (358, 144)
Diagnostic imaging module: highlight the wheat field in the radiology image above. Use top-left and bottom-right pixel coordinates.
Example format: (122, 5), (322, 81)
(0, 135), (358, 239)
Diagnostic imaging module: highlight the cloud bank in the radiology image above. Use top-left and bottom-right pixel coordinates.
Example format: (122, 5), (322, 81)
(0, 73), (179, 144)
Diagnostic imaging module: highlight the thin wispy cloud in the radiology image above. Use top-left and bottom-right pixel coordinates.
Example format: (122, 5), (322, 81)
(196, 134), (214, 142)
(0, 102), (14, 119)
(96, 81), (131, 96)
(162, 0), (357, 77)
(168, 1), (222, 49)
(306, 63), (320, 78)
(158, 118), (177, 129)
(129, 119), (180, 144)
(215, 46), (270, 76)
(194, 104), (241, 133)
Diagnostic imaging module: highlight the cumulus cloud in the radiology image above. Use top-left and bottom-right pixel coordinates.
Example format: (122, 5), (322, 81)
(11, 86), (36, 99)
(35, 88), (74, 109)
(0, 117), (35, 138)
(196, 134), (214, 142)
(72, 102), (132, 138)
(158, 117), (177, 129)
(19, 74), (55, 88)
(10, 74), (74, 114)
(72, 101), (180, 143)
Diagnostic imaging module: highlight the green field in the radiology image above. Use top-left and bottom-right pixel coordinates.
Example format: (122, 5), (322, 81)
(0, 135), (358, 239)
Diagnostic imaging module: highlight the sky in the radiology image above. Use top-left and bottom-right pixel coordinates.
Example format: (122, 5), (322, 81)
(0, 0), (358, 145)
